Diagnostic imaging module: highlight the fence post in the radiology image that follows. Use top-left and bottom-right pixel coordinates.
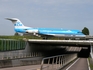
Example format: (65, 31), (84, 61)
(40, 59), (44, 70)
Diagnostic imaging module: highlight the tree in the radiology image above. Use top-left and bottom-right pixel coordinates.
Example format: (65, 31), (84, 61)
(82, 27), (89, 35)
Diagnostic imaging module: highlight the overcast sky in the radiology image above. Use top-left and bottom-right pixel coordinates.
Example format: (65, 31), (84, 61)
(0, 0), (93, 35)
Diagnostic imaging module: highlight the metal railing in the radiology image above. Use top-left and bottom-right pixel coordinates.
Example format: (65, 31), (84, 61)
(40, 53), (77, 70)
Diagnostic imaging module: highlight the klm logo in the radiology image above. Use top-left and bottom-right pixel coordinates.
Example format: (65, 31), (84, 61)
(14, 22), (22, 26)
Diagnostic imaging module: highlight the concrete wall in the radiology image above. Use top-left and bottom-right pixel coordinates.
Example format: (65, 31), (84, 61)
(0, 57), (42, 68)
(0, 42), (43, 68)
(0, 42), (43, 60)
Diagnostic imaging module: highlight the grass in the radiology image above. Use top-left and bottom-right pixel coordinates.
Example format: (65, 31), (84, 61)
(0, 35), (65, 40)
(88, 57), (93, 70)
(0, 35), (42, 40)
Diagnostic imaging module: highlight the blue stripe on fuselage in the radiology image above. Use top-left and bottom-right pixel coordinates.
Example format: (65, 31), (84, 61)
(37, 28), (80, 35)
(14, 27), (84, 35)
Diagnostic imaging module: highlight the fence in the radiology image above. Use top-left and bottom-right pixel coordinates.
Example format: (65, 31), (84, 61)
(0, 39), (26, 51)
(40, 53), (77, 70)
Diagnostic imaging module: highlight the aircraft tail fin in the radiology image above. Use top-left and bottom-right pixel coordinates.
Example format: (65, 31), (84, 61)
(6, 18), (25, 27)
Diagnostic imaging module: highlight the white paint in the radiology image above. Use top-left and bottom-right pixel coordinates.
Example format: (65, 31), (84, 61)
(87, 59), (91, 70)
(66, 58), (80, 70)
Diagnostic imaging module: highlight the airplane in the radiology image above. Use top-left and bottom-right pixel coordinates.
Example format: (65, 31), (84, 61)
(6, 18), (86, 39)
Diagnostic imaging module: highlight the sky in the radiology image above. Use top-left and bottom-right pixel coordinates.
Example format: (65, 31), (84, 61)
(0, 0), (93, 35)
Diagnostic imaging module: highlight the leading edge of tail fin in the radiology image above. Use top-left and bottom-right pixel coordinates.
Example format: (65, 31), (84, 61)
(6, 18), (24, 27)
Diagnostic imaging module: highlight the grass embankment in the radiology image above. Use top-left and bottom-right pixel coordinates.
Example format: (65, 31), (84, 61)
(88, 57), (93, 70)
(0, 35), (64, 40)
(0, 35), (42, 40)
